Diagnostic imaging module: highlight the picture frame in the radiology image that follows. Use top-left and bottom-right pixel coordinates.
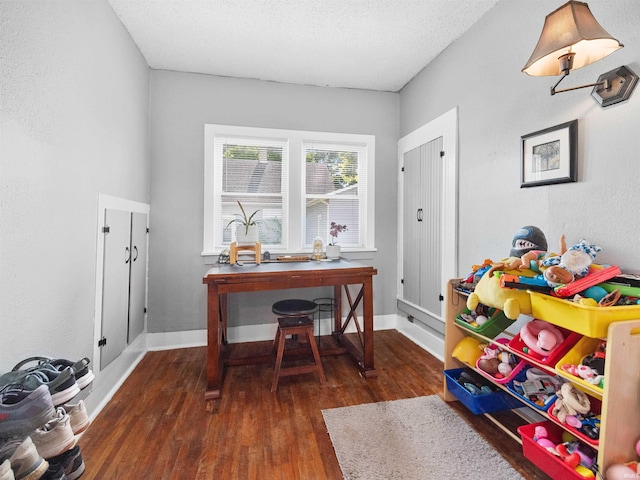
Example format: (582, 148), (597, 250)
(521, 119), (577, 188)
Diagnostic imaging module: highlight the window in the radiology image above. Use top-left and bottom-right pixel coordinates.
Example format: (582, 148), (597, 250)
(203, 125), (375, 255)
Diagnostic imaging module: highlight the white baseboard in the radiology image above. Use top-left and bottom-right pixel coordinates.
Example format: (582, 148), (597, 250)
(146, 313), (399, 350)
(395, 316), (445, 362)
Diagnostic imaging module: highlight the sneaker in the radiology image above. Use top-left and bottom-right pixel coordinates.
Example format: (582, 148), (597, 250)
(3, 360), (80, 408)
(46, 360), (93, 392)
(61, 402), (89, 436)
(0, 459), (15, 480)
(9, 437), (48, 480)
(39, 462), (66, 480)
(0, 385), (55, 437)
(48, 447), (83, 480)
(31, 409), (75, 459)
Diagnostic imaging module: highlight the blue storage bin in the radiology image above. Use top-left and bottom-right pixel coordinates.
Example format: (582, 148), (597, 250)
(506, 365), (563, 412)
(444, 368), (521, 415)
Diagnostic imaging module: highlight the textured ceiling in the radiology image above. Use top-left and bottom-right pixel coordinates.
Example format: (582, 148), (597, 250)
(107, 0), (500, 92)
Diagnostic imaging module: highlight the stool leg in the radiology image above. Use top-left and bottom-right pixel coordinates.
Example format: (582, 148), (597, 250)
(271, 328), (286, 392)
(306, 328), (326, 384)
(271, 325), (282, 360)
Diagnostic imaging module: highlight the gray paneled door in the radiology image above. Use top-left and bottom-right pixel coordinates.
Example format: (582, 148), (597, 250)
(100, 209), (131, 370)
(127, 212), (148, 343)
(100, 209), (148, 370)
(402, 136), (443, 316)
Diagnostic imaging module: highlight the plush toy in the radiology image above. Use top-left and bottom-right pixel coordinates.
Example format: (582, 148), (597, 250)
(509, 225), (548, 258)
(552, 383), (591, 423)
(467, 268), (534, 320)
(541, 239), (602, 287)
(467, 226), (549, 319)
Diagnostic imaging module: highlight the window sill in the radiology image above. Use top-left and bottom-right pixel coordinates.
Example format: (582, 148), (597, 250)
(201, 247), (377, 265)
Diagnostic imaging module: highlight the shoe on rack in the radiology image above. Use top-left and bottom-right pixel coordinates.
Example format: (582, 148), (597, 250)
(46, 360), (93, 392)
(0, 385), (55, 437)
(39, 462), (66, 480)
(8, 437), (49, 480)
(0, 459), (15, 480)
(31, 409), (75, 460)
(60, 402), (89, 436)
(47, 446), (83, 480)
(3, 360), (80, 408)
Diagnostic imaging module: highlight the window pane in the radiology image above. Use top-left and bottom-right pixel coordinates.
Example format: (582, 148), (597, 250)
(306, 148), (358, 195)
(305, 198), (360, 246)
(223, 144), (282, 194)
(221, 197), (283, 245)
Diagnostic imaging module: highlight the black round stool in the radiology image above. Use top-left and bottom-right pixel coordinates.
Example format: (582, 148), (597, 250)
(271, 299), (326, 392)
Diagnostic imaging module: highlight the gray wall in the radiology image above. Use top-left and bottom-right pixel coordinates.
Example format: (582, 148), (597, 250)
(2, 0), (639, 380)
(400, 0), (640, 274)
(148, 71), (399, 332)
(0, 1), (150, 371)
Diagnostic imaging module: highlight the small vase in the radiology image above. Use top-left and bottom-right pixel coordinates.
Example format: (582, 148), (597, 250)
(236, 225), (259, 245)
(326, 244), (341, 260)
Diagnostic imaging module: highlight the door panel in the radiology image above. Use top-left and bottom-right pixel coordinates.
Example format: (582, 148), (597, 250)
(421, 137), (443, 315)
(128, 212), (147, 343)
(403, 146), (422, 305)
(101, 209), (131, 370)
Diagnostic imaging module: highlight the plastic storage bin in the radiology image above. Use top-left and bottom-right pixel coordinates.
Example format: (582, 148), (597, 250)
(508, 322), (582, 366)
(547, 394), (601, 446)
(555, 336), (605, 397)
(443, 368), (520, 415)
(455, 306), (515, 339)
(475, 338), (526, 384)
(518, 421), (594, 480)
(529, 291), (640, 338)
(507, 364), (564, 412)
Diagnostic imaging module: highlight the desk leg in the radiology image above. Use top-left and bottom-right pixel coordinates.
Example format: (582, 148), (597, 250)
(206, 284), (223, 400)
(333, 285), (342, 333)
(361, 275), (376, 377)
(333, 282), (377, 378)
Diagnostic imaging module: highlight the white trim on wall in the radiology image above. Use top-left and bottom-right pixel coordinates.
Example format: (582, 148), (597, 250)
(396, 107), (458, 322)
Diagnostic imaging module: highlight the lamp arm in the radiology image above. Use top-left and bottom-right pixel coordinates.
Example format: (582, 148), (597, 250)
(550, 74), (610, 96)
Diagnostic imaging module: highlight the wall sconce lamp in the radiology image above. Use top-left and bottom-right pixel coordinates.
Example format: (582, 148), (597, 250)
(522, 1), (638, 107)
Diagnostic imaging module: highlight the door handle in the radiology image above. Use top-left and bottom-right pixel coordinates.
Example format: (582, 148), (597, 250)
(125, 246), (131, 264)
(133, 245), (138, 262)
(417, 208), (423, 222)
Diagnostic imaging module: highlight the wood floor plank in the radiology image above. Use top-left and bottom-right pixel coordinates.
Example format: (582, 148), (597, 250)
(78, 330), (551, 479)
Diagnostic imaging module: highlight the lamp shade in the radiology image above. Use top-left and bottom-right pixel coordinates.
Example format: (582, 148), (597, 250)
(522, 1), (623, 76)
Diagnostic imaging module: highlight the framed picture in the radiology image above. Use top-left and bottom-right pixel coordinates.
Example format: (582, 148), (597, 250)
(521, 120), (577, 188)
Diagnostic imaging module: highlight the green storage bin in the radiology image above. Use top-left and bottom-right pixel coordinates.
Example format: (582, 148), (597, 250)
(455, 306), (515, 339)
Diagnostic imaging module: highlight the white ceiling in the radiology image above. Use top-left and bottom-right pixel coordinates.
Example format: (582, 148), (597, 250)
(107, 0), (500, 92)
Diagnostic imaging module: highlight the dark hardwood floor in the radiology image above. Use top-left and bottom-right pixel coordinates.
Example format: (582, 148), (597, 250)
(77, 330), (551, 479)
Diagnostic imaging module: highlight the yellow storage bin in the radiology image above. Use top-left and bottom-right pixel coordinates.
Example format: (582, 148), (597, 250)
(555, 336), (604, 398)
(530, 291), (640, 338)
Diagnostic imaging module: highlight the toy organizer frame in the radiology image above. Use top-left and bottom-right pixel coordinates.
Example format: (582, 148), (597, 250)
(443, 279), (640, 476)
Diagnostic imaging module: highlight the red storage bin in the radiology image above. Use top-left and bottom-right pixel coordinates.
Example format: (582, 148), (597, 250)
(509, 321), (581, 366)
(548, 395), (601, 446)
(518, 421), (596, 479)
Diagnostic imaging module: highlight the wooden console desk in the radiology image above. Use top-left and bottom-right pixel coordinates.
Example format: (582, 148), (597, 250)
(202, 258), (378, 400)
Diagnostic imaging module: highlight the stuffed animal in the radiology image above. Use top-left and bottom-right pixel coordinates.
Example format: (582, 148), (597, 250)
(467, 267), (535, 319)
(541, 239), (601, 287)
(467, 225), (547, 320)
(467, 226), (549, 320)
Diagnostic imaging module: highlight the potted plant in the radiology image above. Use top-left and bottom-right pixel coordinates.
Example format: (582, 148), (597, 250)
(225, 201), (262, 245)
(326, 222), (347, 259)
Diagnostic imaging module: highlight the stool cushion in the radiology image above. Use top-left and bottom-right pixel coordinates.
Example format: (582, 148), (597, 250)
(272, 299), (317, 316)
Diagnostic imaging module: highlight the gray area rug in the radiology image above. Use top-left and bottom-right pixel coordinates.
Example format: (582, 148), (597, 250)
(322, 395), (524, 480)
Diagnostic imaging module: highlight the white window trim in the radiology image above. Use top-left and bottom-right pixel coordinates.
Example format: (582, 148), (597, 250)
(203, 124), (375, 256)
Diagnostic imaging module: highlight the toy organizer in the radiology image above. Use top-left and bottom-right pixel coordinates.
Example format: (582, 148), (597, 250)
(443, 279), (640, 478)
